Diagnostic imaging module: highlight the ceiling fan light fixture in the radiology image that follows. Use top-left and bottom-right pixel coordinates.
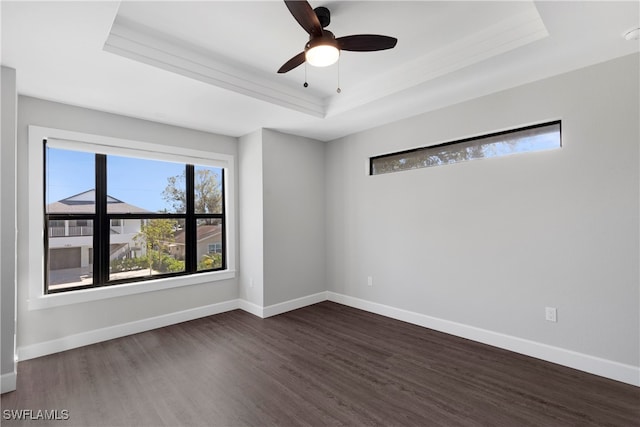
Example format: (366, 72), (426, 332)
(305, 44), (340, 67)
(277, 1), (397, 74)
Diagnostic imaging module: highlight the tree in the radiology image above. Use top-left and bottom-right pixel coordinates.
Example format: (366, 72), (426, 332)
(134, 218), (179, 275)
(162, 168), (222, 214)
(198, 252), (222, 270)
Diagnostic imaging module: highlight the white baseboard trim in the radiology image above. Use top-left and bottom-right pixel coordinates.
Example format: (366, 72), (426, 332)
(262, 291), (328, 318)
(13, 291), (639, 387)
(327, 292), (640, 387)
(15, 291), (327, 363)
(1, 371), (17, 394)
(238, 299), (264, 318)
(17, 299), (240, 361)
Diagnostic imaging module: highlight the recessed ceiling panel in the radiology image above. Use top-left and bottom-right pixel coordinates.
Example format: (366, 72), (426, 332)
(105, 1), (548, 117)
(4, 1), (637, 141)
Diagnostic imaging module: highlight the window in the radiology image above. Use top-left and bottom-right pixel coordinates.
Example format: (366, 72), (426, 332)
(208, 243), (222, 254)
(29, 126), (235, 308)
(43, 139), (227, 294)
(370, 121), (561, 175)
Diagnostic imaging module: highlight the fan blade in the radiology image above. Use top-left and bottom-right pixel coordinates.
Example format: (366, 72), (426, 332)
(284, 1), (323, 37)
(337, 35), (398, 52)
(278, 52), (306, 73)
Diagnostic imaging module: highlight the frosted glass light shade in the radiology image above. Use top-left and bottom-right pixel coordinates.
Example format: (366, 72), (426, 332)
(306, 45), (339, 67)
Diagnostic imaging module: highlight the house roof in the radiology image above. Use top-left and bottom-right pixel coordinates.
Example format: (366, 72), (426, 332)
(46, 190), (151, 214)
(173, 224), (221, 245)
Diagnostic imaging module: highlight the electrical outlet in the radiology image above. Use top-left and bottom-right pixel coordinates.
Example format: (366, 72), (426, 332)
(367, 276), (373, 287)
(545, 307), (557, 322)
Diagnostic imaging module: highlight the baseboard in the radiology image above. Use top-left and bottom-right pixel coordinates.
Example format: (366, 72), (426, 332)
(1, 370), (17, 394)
(16, 292), (325, 362)
(238, 299), (264, 318)
(327, 292), (640, 387)
(17, 299), (240, 361)
(262, 291), (328, 318)
(13, 291), (639, 387)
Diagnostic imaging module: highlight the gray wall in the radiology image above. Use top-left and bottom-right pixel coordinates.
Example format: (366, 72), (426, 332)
(7, 53), (638, 384)
(16, 97), (239, 349)
(238, 129), (326, 309)
(1, 66), (17, 391)
(262, 129), (325, 306)
(325, 53), (639, 366)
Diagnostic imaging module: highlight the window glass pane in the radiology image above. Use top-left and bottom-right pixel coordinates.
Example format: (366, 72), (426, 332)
(194, 166), (223, 214)
(196, 218), (223, 271)
(44, 141), (228, 294)
(47, 219), (93, 290)
(107, 156), (185, 213)
(109, 218), (186, 280)
(371, 122), (561, 175)
(46, 146), (95, 213)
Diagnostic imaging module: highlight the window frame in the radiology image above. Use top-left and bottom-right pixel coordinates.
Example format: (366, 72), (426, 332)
(29, 126), (236, 310)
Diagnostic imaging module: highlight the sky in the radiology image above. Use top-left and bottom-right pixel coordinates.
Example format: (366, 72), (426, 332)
(48, 126), (556, 209)
(46, 147), (218, 213)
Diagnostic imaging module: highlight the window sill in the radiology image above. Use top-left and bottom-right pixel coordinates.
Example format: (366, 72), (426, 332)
(28, 270), (236, 310)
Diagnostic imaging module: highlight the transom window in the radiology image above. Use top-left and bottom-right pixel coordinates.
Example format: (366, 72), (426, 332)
(44, 142), (226, 294)
(370, 121), (561, 175)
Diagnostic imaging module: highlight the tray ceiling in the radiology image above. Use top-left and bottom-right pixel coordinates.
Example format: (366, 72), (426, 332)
(2, 1), (638, 141)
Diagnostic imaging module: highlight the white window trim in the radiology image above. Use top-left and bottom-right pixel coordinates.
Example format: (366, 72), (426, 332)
(28, 125), (236, 310)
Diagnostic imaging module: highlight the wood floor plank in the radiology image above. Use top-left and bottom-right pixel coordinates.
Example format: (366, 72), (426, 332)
(2, 301), (639, 426)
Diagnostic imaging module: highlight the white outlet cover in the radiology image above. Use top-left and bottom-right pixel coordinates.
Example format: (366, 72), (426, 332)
(545, 307), (557, 322)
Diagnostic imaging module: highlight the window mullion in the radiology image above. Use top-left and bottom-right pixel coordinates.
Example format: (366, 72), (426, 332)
(185, 165), (196, 272)
(95, 154), (108, 286)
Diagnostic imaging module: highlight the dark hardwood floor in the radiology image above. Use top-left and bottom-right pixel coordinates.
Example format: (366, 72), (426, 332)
(2, 301), (639, 426)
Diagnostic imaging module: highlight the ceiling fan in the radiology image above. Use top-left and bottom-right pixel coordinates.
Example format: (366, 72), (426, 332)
(277, 0), (398, 74)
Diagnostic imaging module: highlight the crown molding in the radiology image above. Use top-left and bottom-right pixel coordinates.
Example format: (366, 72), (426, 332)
(325, 2), (549, 117)
(103, 3), (547, 121)
(104, 17), (326, 118)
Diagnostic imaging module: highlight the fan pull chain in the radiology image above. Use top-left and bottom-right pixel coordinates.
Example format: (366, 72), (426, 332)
(303, 63), (308, 88)
(336, 57), (342, 94)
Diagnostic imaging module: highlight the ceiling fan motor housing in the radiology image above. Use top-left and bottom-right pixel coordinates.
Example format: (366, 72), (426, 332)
(306, 30), (337, 51)
(314, 6), (331, 28)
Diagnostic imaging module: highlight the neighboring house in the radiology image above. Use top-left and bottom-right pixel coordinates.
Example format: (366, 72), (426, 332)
(46, 190), (150, 272)
(169, 223), (222, 262)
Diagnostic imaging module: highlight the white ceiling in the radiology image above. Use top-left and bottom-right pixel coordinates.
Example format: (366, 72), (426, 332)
(2, 1), (638, 142)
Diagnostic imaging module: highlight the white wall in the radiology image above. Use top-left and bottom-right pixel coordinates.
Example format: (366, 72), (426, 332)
(16, 97), (239, 350)
(262, 129), (326, 306)
(1, 66), (17, 393)
(326, 54), (639, 370)
(238, 129), (264, 307)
